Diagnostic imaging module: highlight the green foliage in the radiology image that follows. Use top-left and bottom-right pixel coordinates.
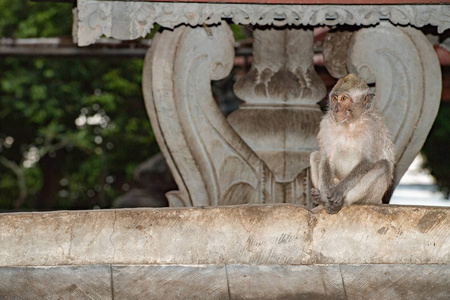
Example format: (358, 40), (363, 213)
(0, 0), (72, 38)
(0, 0), (158, 210)
(422, 102), (450, 198)
(229, 24), (248, 41)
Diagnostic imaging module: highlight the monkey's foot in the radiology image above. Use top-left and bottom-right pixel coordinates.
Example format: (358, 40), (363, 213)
(326, 188), (344, 214)
(325, 198), (344, 214)
(325, 205), (341, 214)
(311, 188), (322, 205)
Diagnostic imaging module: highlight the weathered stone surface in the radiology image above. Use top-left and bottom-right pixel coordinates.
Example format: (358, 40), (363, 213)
(0, 210), (116, 266)
(1, 205), (449, 267)
(311, 205), (450, 265)
(340, 264), (450, 300)
(323, 30), (354, 78)
(227, 265), (345, 300)
(0, 205), (449, 298)
(0, 265), (112, 299)
(112, 265), (229, 299)
(1, 263), (448, 299)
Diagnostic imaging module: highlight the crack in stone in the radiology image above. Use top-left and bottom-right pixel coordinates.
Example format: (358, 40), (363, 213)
(110, 264), (115, 300)
(68, 226), (74, 261)
(225, 264), (231, 300)
(339, 265), (348, 300)
(110, 211), (117, 263)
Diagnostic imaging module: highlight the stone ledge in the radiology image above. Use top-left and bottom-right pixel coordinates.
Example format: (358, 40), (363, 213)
(0, 204), (449, 267)
(1, 264), (449, 299)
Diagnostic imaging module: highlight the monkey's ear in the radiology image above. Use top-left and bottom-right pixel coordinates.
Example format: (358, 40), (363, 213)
(363, 93), (374, 109)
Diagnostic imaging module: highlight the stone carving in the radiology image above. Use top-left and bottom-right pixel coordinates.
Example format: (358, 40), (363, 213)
(143, 22), (262, 206)
(230, 27), (325, 206)
(143, 22), (324, 207)
(144, 21), (441, 207)
(323, 22), (442, 195)
(322, 30), (354, 79)
(76, 1), (450, 46)
(79, 1), (443, 206)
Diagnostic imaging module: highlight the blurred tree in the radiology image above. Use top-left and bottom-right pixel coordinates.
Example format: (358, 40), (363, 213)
(0, 0), (158, 210)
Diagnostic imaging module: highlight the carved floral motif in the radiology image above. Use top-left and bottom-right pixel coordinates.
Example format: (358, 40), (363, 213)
(76, 1), (450, 46)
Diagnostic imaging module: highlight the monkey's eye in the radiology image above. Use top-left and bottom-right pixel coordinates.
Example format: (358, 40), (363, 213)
(332, 95), (338, 101)
(341, 95), (348, 101)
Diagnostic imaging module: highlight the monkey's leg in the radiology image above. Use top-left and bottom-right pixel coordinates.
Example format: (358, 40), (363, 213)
(343, 160), (391, 206)
(309, 151), (325, 205)
(310, 151), (336, 209)
(309, 151), (320, 189)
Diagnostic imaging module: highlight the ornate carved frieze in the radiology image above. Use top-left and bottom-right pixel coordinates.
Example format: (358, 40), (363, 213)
(76, 0), (450, 46)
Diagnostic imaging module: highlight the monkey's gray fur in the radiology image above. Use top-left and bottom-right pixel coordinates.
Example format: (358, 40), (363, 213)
(310, 73), (395, 214)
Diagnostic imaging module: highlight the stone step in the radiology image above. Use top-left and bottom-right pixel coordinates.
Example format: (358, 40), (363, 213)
(0, 204), (449, 298)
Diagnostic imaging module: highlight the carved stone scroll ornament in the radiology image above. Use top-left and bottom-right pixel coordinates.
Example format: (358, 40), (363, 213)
(323, 22), (442, 199)
(143, 22), (325, 207)
(76, 1), (450, 46)
(143, 23), (266, 207)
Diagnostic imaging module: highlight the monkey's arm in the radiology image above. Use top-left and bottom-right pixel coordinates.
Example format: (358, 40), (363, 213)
(334, 159), (374, 189)
(328, 159), (392, 210)
(318, 156), (335, 191)
(310, 152), (335, 207)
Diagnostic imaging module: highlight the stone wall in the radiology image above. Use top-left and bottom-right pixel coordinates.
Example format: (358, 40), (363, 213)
(0, 204), (449, 298)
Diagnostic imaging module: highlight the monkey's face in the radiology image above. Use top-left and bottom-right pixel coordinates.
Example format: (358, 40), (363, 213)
(330, 74), (374, 124)
(330, 93), (353, 123)
(330, 90), (369, 124)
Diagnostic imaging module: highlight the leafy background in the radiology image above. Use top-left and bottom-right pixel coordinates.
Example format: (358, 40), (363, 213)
(0, 0), (158, 210)
(0, 0), (448, 212)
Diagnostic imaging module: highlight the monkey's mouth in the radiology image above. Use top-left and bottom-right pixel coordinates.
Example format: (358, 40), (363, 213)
(334, 111), (349, 123)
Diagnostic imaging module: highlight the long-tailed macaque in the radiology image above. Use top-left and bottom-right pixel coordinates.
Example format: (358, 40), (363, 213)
(310, 73), (394, 214)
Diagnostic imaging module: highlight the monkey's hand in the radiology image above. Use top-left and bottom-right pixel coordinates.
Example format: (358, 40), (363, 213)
(325, 186), (345, 214)
(311, 188), (332, 210)
(311, 188), (325, 205)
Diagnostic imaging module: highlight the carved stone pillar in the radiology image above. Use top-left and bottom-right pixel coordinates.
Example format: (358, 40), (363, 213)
(143, 23), (325, 207)
(229, 27), (325, 206)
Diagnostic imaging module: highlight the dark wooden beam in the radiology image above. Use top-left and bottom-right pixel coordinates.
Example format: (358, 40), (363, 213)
(0, 37), (253, 58)
(30, 0), (75, 3)
(0, 38), (151, 57)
